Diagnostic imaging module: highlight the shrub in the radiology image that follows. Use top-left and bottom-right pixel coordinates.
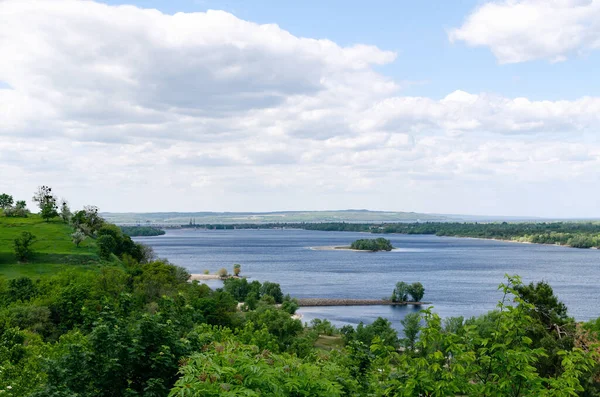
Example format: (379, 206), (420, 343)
(14, 232), (36, 262)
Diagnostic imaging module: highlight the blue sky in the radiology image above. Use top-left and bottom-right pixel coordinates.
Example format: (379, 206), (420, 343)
(2, 0), (600, 216)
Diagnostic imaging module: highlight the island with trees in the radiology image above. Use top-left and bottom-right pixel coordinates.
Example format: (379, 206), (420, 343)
(349, 237), (394, 251)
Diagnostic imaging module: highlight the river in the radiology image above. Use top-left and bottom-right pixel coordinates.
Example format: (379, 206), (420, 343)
(133, 229), (600, 330)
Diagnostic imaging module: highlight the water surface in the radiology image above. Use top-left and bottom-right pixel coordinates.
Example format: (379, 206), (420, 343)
(134, 229), (600, 329)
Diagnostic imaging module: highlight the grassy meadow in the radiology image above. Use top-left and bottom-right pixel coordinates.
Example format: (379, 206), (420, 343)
(0, 213), (101, 278)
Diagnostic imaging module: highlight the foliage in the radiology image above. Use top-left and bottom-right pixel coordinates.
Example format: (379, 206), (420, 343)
(120, 226), (166, 237)
(33, 186), (59, 221)
(407, 281), (425, 302)
(233, 263), (241, 276)
(170, 341), (348, 397)
(392, 281), (409, 302)
(59, 200), (71, 223)
(0, 193), (14, 210)
(350, 237), (393, 251)
(71, 230), (86, 247)
(3, 199), (29, 218)
(400, 312), (421, 350)
(14, 231), (36, 262)
(217, 267), (228, 278)
(260, 281), (284, 304)
(96, 235), (116, 260)
(392, 281), (424, 302)
(71, 205), (104, 236)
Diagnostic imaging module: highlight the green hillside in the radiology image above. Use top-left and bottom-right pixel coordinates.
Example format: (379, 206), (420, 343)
(0, 213), (100, 278)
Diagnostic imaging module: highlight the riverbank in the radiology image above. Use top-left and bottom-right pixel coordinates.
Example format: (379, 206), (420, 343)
(189, 274), (241, 281)
(296, 298), (428, 307)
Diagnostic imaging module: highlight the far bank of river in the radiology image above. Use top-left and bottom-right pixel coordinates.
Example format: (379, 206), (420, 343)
(134, 228), (600, 330)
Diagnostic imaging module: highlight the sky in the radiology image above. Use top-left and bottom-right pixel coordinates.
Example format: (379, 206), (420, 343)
(2, 0), (600, 217)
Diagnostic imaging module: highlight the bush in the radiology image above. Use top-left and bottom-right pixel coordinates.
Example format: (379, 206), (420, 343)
(217, 268), (228, 278)
(14, 232), (36, 262)
(97, 235), (116, 260)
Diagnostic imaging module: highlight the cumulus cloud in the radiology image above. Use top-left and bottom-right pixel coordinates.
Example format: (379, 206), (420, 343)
(449, 0), (600, 63)
(1, 0), (600, 216)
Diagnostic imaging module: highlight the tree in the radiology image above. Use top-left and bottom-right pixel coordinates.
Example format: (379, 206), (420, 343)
(407, 282), (425, 302)
(4, 200), (29, 218)
(400, 312), (421, 350)
(260, 281), (283, 303)
(393, 281), (409, 302)
(71, 205), (104, 235)
(60, 200), (71, 223)
(233, 263), (241, 276)
(217, 268), (228, 278)
(40, 201), (59, 222)
(14, 232), (36, 262)
(71, 231), (86, 248)
(97, 235), (116, 260)
(33, 186), (58, 221)
(0, 193), (13, 210)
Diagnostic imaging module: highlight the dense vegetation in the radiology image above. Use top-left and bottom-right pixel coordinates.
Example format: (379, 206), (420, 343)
(120, 226), (166, 237)
(187, 221), (600, 248)
(350, 237), (394, 251)
(4, 189), (600, 395)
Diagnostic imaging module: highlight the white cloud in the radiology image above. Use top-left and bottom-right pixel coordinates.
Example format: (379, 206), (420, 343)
(449, 0), (600, 63)
(2, 0), (600, 216)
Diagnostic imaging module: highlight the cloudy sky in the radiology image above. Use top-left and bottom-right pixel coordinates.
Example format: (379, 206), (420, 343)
(2, 0), (600, 216)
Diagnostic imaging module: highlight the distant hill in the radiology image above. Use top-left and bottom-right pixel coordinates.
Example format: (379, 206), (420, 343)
(102, 210), (451, 225)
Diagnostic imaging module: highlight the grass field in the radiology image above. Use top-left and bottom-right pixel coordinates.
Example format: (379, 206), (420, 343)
(0, 213), (101, 278)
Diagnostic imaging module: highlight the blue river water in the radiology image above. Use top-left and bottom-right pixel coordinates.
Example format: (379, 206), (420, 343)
(134, 229), (600, 330)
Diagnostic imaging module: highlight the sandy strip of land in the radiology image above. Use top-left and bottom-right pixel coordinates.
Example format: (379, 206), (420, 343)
(296, 298), (427, 306)
(189, 274), (242, 280)
(309, 246), (363, 251)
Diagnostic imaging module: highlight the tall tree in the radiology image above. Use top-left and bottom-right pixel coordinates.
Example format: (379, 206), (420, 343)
(0, 193), (13, 210)
(32, 186), (58, 221)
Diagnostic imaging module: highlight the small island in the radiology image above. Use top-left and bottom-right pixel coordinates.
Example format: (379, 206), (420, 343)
(350, 237), (394, 251)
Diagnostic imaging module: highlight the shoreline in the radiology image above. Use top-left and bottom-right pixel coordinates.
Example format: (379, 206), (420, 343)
(309, 246), (395, 252)
(296, 298), (429, 307)
(189, 274), (241, 281)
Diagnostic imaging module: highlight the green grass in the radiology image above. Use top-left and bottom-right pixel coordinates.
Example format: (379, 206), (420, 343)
(314, 335), (344, 351)
(0, 214), (101, 278)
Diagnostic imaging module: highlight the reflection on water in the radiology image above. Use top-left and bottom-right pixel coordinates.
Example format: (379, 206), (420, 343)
(135, 229), (600, 330)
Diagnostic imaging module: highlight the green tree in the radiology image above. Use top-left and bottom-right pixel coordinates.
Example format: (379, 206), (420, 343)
(400, 312), (421, 350)
(233, 263), (241, 276)
(60, 200), (71, 223)
(260, 281), (283, 303)
(0, 193), (13, 210)
(407, 282), (425, 302)
(393, 281), (409, 302)
(97, 234), (116, 260)
(40, 201), (59, 222)
(217, 267), (228, 278)
(71, 230), (86, 248)
(32, 186), (58, 221)
(14, 231), (36, 262)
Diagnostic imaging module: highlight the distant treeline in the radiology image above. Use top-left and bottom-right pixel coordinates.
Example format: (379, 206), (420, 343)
(183, 221), (600, 248)
(120, 226), (166, 237)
